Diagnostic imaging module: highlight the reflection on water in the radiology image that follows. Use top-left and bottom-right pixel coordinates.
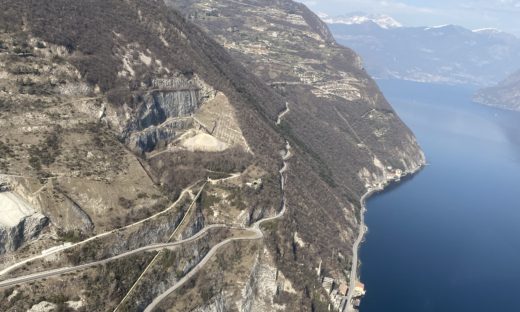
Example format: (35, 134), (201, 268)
(359, 80), (520, 312)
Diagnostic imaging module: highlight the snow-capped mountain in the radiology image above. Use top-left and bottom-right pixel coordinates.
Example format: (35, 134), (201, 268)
(473, 28), (502, 34)
(319, 12), (402, 29)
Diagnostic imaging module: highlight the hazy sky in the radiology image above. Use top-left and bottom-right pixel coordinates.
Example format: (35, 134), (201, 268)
(298, 0), (520, 35)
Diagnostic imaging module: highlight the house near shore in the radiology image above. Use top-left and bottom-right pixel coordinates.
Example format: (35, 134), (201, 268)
(353, 281), (366, 297)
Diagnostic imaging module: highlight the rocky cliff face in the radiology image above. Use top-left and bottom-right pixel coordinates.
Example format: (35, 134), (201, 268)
(0, 0), (423, 311)
(0, 208), (48, 254)
(125, 75), (217, 153)
(475, 70), (520, 111)
(0, 179), (49, 255)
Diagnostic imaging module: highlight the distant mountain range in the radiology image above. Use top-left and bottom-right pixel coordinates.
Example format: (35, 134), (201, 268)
(475, 70), (520, 111)
(324, 13), (520, 86)
(318, 12), (402, 29)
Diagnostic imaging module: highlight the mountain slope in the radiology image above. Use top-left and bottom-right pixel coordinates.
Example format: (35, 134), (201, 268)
(328, 21), (520, 86)
(0, 0), (423, 311)
(0, 1), (291, 310)
(170, 0), (424, 309)
(474, 70), (520, 111)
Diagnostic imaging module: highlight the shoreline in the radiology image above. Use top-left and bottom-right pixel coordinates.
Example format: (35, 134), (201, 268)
(344, 161), (426, 312)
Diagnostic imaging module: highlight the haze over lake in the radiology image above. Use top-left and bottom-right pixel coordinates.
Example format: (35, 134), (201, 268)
(360, 80), (520, 312)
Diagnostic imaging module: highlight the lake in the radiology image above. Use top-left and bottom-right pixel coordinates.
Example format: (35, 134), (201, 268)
(359, 80), (520, 312)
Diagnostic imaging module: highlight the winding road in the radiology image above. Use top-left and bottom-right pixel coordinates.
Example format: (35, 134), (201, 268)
(143, 141), (291, 311)
(0, 224), (243, 289)
(276, 102), (290, 125)
(113, 182), (210, 311)
(1, 106), (293, 312)
(0, 142), (291, 312)
(0, 180), (204, 277)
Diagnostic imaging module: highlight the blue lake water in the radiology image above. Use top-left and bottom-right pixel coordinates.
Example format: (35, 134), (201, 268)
(359, 80), (520, 312)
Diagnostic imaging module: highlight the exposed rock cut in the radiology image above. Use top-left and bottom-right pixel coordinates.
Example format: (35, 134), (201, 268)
(0, 192), (48, 254)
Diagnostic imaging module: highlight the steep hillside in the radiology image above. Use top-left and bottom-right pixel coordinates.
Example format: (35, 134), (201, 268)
(170, 0), (424, 310)
(474, 70), (520, 111)
(0, 0), (423, 311)
(328, 20), (520, 86)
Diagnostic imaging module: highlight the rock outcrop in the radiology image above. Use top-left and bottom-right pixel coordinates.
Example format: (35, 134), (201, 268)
(0, 192), (48, 254)
(27, 301), (57, 312)
(191, 294), (228, 312)
(124, 75), (217, 153)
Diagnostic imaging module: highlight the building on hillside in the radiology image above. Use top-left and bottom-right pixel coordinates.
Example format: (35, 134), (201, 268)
(338, 283), (349, 296)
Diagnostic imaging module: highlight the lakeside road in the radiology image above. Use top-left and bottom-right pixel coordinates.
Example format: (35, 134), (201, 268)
(344, 189), (372, 312)
(343, 164), (425, 312)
